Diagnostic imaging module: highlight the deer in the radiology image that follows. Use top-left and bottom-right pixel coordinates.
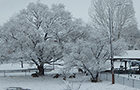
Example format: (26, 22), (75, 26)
(53, 73), (61, 78)
(63, 76), (66, 80)
(31, 72), (39, 77)
(69, 73), (76, 78)
(78, 68), (83, 73)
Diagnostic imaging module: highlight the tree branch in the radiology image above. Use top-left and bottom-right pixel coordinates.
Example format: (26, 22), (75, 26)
(31, 59), (39, 67)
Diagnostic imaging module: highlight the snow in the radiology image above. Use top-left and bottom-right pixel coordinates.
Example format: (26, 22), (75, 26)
(0, 63), (140, 90)
(1, 53), (140, 90)
(114, 50), (140, 59)
(0, 75), (139, 90)
(0, 63), (36, 70)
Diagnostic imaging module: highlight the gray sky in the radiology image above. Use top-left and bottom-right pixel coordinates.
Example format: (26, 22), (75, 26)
(0, 0), (140, 29)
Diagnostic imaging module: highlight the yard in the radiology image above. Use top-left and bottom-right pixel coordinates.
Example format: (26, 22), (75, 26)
(0, 63), (140, 90)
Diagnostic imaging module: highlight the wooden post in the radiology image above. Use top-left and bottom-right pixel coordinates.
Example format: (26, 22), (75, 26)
(25, 71), (26, 76)
(139, 65), (140, 73)
(4, 71), (5, 76)
(21, 61), (23, 68)
(125, 61), (127, 73)
(53, 62), (54, 70)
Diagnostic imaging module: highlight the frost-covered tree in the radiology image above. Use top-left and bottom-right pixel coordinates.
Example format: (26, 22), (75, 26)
(133, 31), (140, 50)
(63, 23), (127, 82)
(0, 2), (74, 75)
(70, 0), (138, 81)
(89, 0), (138, 49)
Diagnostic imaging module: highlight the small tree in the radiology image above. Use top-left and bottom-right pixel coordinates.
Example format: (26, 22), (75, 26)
(63, 23), (127, 82)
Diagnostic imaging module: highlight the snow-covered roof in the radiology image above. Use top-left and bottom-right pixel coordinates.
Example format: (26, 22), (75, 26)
(113, 50), (140, 60)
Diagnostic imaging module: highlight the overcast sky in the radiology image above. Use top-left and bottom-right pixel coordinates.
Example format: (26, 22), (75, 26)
(0, 0), (140, 29)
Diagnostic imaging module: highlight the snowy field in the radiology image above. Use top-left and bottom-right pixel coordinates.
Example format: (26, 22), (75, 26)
(0, 74), (140, 90)
(0, 63), (140, 90)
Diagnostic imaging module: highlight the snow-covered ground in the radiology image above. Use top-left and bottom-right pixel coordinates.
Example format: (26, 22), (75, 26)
(0, 63), (37, 70)
(0, 63), (140, 90)
(0, 74), (140, 90)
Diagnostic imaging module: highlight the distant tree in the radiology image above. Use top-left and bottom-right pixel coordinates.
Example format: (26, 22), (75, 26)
(89, 0), (138, 49)
(0, 2), (73, 75)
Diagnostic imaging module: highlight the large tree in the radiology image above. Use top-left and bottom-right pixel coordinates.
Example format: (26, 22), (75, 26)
(89, 0), (138, 49)
(0, 2), (74, 75)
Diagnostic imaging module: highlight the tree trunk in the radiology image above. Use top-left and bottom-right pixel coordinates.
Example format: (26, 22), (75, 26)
(95, 72), (99, 82)
(90, 73), (95, 82)
(82, 63), (98, 82)
(84, 68), (97, 82)
(38, 66), (44, 75)
(21, 61), (23, 68)
(90, 72), (99, 82)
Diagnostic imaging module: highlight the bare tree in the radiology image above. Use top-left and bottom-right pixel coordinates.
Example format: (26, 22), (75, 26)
(89, 0), (138, 49)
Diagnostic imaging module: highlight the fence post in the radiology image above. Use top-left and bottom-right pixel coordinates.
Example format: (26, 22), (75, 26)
(133, 79), (134, 87)
(123, 77), (124, 85)
(106, 73), (107, 80)
(4, 71), (5, 76)
(25, 71), (26, 76)
(99, 73), (101, 80)
(101, 73), (103, 80)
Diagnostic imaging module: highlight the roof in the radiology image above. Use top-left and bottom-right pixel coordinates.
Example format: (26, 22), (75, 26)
(113, 50), (140, 61)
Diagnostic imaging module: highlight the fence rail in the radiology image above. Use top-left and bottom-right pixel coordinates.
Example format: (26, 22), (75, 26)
(0, 68), (53, 76)
(100, 72), (140, 89)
